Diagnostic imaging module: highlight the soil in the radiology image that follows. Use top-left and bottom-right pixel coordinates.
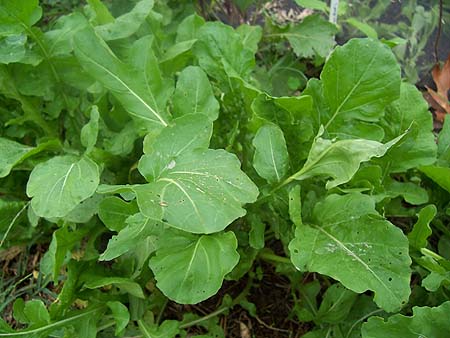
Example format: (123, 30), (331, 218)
(164, 261), (310, 338)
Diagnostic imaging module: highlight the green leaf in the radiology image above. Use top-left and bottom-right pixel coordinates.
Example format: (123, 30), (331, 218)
(251, 93), (314, 162)
(64, 193), (103, 223)
(295, 0), (328, 11)
(252, 124), (289, 183)
(194, 21), (255, 82)
(408, 205), (436, 250)
(420, 166), (450, 193)
(233, 0), (255, 12)
(80, 106), (100, 154)
(321, 38), (401, 132)
(27, 155), (100, 218)
(289, 193), (411, 312)
(176, 13), (204, 43)
(100, 213), (161, 261)
(23, 300), (50, 327)
(0, 138), (33, 178)
(138, 320), (180, 338)
(172, 66), (219, 121)
(0, 34), (41, 65)
(127, 35), (173, 115)
(346, 18), (378, 38)
(302, 78), (385, 141)
(422, 271), (450, 292)
(86, 0), (114, 25)
(149, 230), (239, 304)
(282, 15), (337, 59)
(13, 299), (50, 327)
(106, 301), (130, 335)
(437, 114), (450, 164)
(140, 114), (212, 176)
(104, 121), (139, 156)
(380, 83), (436, 172)
(316, 284), (357, 324)
(290, 127), (403, 189)
(98, 196), (139, 231)
(136, 147), (258, 234)
(0, 138), (59, 178)
(289, 185), (302, 227)
(43, 13), (88, 57)
(0, 200), (26, 240)
(95, 0), (155, 41)
(73, 26), (169, 130)
(137, 115), (258, 234)
(0, 0), (42, 35)
(362, 301), (450, 338)
(236, 24), (262, 54)
(41, 223), (92, 280)
(384, 179), (429, 205)
(12, 298), (27, 324)
(159, 39), (197, 73)
(248, 214), (265, 250)
(83, 276), (145, 298)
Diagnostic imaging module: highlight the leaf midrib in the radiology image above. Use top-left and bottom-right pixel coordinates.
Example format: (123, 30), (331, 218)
(312, 223), (402, 304)
(74, 43), (168, 127)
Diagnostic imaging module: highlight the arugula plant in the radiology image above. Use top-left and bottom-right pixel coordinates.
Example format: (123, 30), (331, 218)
(0, 0), (449, 337)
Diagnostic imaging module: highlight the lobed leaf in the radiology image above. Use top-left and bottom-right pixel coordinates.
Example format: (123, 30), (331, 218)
(362, 301), (450, 337)
(289, 193), (411, 312)
(408, 205), (436, 250)
(380, 82), (436, 172)
(284, 15), (337, 59)
(291, 127), (404, 189)
(100, 213), (161, 261)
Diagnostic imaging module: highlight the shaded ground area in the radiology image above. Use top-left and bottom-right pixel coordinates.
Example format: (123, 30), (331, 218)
(164, 262), (309, 338)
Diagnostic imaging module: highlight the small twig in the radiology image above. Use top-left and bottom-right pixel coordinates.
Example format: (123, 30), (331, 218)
(434, 0), (443, 64)
(254, 315), (291, 333)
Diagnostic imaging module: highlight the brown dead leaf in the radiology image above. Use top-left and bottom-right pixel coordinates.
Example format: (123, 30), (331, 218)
(240, 321), (251, 338)
(0, 246), (24, 262)
(426, 54), (450, 122)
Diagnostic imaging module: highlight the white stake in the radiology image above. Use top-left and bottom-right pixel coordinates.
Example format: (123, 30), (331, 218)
(329, 0), (339, 24)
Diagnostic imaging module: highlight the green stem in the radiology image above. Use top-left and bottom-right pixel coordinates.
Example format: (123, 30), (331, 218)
(179, 275), (253, 330)
(179, 307), (228, 329)
(258, 251), (292, 265)
(96, 320), (115, 333)
(421, 248), (445, 261)
(0, 202), (28, 247)
(0, 307), (104, 337)
(156, 298), (168, 325)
